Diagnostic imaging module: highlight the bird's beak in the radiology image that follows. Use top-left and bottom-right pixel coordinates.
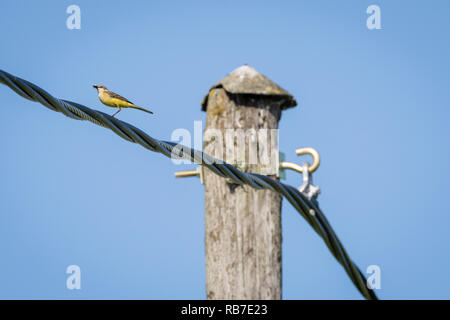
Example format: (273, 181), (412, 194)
(93, 85), (98, 89)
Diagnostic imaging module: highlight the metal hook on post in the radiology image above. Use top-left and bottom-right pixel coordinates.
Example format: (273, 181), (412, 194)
(295, 147), (320, 173)
(279, 147), (321, 203)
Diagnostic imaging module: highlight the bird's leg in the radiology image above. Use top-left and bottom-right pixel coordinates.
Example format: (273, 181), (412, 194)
(112, 107), (121, 117)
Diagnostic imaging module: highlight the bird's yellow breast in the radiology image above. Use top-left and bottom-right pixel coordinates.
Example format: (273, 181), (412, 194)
(98, 90), (133, 108)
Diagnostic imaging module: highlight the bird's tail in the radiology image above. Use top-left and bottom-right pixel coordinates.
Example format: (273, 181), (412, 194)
(131, 105), (153, 114)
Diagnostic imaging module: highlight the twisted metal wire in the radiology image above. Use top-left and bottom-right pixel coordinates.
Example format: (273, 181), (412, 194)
(0, 69), (378, 300)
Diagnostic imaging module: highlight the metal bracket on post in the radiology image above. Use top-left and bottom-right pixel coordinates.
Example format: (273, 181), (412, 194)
(297, 162), (320, 201)
(279, 147), (321, 201)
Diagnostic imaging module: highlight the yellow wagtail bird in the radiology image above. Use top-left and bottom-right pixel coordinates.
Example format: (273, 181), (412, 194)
(93, 85), (153, 117)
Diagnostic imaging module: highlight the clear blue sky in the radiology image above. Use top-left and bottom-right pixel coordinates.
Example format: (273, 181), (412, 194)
(0, 0), (449, 299)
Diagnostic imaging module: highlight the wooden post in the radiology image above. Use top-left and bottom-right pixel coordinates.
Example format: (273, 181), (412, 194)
(201, 65), (297, 300)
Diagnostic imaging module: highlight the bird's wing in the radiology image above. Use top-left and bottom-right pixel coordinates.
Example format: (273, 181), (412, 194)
(107, 90), (134, 104)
